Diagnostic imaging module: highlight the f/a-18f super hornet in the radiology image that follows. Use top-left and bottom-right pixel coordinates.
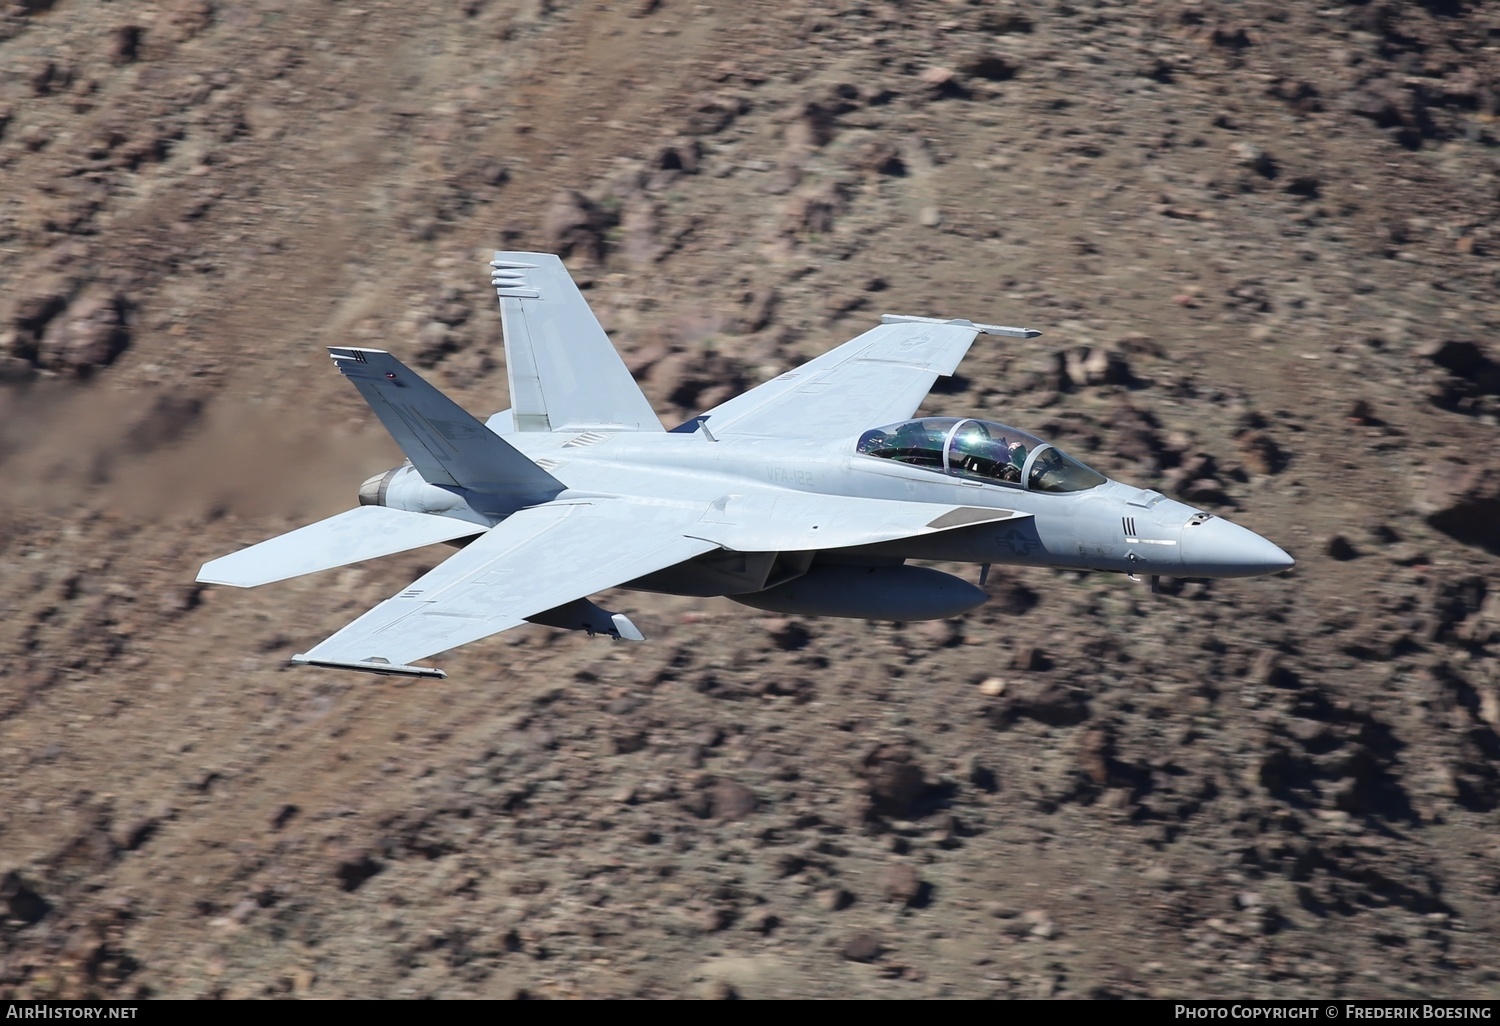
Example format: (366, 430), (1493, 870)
(198, 252), (1294, 678)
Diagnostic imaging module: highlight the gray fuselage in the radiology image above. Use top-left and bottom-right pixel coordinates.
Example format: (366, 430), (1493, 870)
(368, 420), (1294, 596)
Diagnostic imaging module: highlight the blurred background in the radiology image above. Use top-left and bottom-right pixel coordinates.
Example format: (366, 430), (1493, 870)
(0, 0), (1497, 999)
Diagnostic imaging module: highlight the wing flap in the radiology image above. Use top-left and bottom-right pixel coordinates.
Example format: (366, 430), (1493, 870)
(197, 506), (486, 588)
(291, 502), (718, 670)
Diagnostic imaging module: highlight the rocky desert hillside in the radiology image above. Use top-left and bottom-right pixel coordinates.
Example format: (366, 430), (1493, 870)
(1, 0), (1498, 1000)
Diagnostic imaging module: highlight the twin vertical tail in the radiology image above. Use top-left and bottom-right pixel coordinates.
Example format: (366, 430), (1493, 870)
(491, 252), (664, 433)
(328, 346), (563, 499)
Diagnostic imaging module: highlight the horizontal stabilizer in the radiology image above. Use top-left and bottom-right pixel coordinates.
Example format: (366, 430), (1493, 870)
(329, 347), (565, 498)
(290, 656), (448, 679)
(197, 506), (485, 588)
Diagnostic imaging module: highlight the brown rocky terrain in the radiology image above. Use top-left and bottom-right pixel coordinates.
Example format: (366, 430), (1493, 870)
(2, 0), (1499, 1000)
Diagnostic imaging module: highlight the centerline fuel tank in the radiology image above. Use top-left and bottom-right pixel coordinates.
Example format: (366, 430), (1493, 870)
(730, 563), (985, 621)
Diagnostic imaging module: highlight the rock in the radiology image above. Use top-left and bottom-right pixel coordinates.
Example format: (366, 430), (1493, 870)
(1326, 535), (1359, 561)
(692, 724), (725, 749)
(987, 577), (1040, 615)
(784, 100), (835, 151)
(1250, 650), (1298, 689)
(999, 915), (1035, 938)
(817, 887), (854, 912)
(1416, 459), (1500, 554)
(918, 618), (960, 647)
(841, 932), (883, 962)
(963, 754), (999, 793)
(727, 285), (777, 335)
(1421, 339), (1490, 377)
(413, 321), (453, 367)
(111, 815), (159, 852)
(1010, 646), (1052, 672)
(744, 908), (779, 934)
(978, 677), (1007, 697)
(1420, 340), (1500, 414)
(0, 354), (36, 383)
(918, 66), (967, 98)
(919, 205), (943, 228)
(37, 290), (131, 374)
(1063, 346), (1131, 387)
(541, 190), (616, 265)
(700, 979), (739, 1000)
(1230, 141), (1277, 177)
(780, 182), (847, 237)
(654, 136), (700, 173)
(682, 91), (747, 136)
(28, 60), (59, 98)
(884, 863), (928, 907)
(6, 277), (71, 360)
(155, 0), (215, 42)
(1235, 430), (1286, 475)
(608, 730), (646, 755)
(1001, 681), (1091, 727)
(1110, 399), (1166, 467)
(964, 55), (1017, 82)
(687, 904), (732, 933)
(334, 850), (384, 893)
(110, 25), (143, 65)
(858, 743), (932, 819)
(849, 139), (905, 177)
(621, 199), (664, 267)
(768, 620), (811, 652)
(1076, 729), (1115, 787)
(17, 122), (49, 152)
(710, 778), (759, 821)
(1, 872), (50, 926)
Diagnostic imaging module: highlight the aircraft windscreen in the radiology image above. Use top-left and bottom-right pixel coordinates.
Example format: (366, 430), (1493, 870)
(856, 418), (1105, 492)
(1026, 445), (1107, 493)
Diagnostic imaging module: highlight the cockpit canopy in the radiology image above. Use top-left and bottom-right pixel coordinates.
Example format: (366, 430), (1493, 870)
(856, 417), (1108, 493)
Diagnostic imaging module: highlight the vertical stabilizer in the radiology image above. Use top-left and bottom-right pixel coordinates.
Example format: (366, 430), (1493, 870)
(329, 347), (564, 499)
(491, 252), (664, 433)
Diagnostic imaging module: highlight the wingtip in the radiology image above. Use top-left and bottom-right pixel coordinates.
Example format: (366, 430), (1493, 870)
(195, 562), (251, 588)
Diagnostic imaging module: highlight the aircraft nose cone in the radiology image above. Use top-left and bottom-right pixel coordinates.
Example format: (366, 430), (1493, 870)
(1180, 516), (1295, 579)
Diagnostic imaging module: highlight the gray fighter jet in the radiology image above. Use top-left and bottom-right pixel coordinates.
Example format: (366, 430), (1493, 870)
(198, 252), (1294, 678)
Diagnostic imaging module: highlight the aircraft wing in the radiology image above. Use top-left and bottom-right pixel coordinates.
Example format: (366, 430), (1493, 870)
(291, 501), (718, 677)
(694, 321), (982, 440)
